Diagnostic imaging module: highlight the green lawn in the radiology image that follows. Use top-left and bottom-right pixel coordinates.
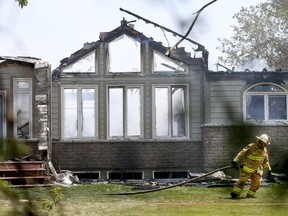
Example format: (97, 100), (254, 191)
(0, 183), (287, 216)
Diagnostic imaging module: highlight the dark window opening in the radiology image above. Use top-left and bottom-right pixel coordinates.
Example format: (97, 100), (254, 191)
(73, 172), (100, 180)
(154, 171), (189, 179)
(108, 172), (143, 180)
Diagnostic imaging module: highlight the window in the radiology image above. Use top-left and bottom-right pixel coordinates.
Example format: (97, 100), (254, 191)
(108, 34), (141, 73)
(13, 79), (32, 139)
(243, 83), (288, 122)
(62, 87), (97, 139)
(153, 85), (188, 138)
(108, 86), (142, 138)
(62, 51), (95, 73)
(153, 51), (187, 73)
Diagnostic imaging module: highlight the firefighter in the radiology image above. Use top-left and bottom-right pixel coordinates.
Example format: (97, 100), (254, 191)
(230, 134), (272, 199)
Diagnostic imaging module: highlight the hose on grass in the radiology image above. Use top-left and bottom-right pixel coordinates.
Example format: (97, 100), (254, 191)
(104, 165), (232, 195)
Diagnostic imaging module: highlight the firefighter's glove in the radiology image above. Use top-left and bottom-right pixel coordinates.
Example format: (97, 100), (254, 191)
(231, 161), (239, 171)
(267, 170), (272, 180)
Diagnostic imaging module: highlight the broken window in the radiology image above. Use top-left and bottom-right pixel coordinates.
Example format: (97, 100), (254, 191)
(244, 83), (287, 122)
(62, 52), (95, 73)
(108, 34), (141, 73)
(13, 79), (32, 139)
(62, 87), (97, 139)
(153, 51), (187, 73)
(108, 86), (142, 138)
(153, 85), (188, 138)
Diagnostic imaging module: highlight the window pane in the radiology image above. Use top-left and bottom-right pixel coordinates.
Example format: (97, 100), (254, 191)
(16, 93), (30, 138)
(155, 88), (169, 136)
(63, 52), (95, 73)
(154, 52), (186, 72)
(64, 89), (77, 138)
(82, 89), (95, 137)
(127, 88), (140, 136)
(109, 88), (123, 136)
(16, 81), (30, 89)
(246, 95), (264, 120)
(269, 95), (287, 120)
(109, 34), (141, 72)
(172, 87), (186, 137)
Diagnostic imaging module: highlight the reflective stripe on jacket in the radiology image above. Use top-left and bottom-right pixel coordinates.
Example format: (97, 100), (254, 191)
(233, 143), (271, 174)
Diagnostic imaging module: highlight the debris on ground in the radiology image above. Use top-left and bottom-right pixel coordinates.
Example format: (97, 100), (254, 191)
(48, 162), (82, 187)
(76, 171), (287, 189)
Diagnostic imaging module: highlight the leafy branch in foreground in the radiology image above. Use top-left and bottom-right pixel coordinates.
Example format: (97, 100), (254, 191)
(42, 186), (63, 216)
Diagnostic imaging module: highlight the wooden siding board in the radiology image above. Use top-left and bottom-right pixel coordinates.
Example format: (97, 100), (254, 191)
(210, 97), (241, 102)
(211, 107), (241, 113)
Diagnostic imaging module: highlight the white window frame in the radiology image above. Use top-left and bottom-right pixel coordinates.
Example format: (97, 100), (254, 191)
(107, 85), (143, 139)
(152, 84), (189, 138)
(13, 78), (33, 139)
(243, 82), (288, 123)
(61, 86), (98, 139)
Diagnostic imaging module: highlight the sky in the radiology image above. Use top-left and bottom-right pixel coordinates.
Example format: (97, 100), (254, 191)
(0, 0), (266, 71)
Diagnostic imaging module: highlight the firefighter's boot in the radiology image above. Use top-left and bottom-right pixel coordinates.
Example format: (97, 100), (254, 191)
(230, 192), (239, 199)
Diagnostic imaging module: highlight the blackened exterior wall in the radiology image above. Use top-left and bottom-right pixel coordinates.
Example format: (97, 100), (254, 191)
(52, 140), (203, 179)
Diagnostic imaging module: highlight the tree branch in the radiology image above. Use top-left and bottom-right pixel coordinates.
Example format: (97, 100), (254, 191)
(166, 0), (218, 56)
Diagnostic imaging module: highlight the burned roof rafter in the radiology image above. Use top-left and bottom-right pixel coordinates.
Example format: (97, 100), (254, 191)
(119, 7), (205, 52)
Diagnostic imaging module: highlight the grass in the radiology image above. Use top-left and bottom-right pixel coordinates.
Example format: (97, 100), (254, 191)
(0, 183), (287, 216)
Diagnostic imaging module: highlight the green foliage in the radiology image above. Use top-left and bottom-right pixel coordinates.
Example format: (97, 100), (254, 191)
(42, 186), (63, 216)
(217, 0), (288, 70)
(16, 0), (28, 8)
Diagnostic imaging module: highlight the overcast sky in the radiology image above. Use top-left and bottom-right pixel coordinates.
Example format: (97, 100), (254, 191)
(0, 0), (265, 71)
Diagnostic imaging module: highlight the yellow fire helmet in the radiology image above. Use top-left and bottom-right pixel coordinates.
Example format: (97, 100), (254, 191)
(256, 134), (270, 145)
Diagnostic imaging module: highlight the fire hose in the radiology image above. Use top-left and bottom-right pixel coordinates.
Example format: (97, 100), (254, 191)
(104, 165), (231, 195)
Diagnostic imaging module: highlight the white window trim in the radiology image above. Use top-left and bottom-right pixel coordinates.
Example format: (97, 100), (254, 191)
(107, 85), (143, 139)
(243, 82), (288, 123)
(13, 78), (33, 139)
(152, 84), (189, 139)
(61, 85), (98, 140)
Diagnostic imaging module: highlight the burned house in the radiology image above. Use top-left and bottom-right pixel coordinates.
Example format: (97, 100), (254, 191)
(0, 56), (51, 185)
(51, 20), (288, 180)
